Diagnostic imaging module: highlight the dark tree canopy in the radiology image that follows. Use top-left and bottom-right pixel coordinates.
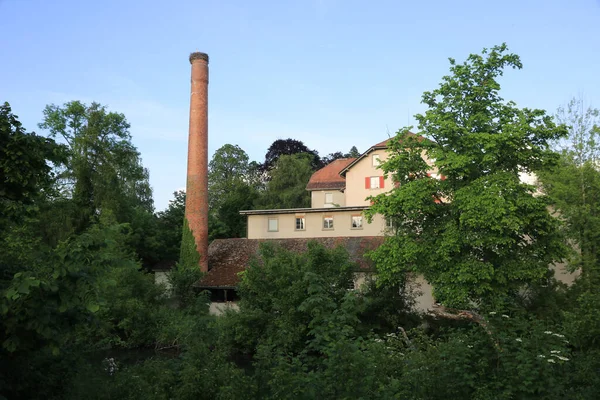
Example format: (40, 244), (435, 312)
(262, 138), (321, 171)
(321, 146), (361, 166)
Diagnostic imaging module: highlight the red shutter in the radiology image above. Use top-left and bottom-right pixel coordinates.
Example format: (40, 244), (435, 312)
(365, 177), (370, 189)
(379, 176), (385, 188)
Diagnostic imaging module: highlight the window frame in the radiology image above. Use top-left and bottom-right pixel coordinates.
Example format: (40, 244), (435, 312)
(372, 154), (381, 167)
(351, 215), (363, 229)
(369, 176), (380, 189)
(295, 216), (306, 231)
(323, 215), (334, 230)
(267, 217), (279, 232)
(324, 192), (334, 205)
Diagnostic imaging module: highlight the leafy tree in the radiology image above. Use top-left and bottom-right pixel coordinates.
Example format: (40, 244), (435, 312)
(38, 101), (153, 232)
(321, 146), (361, 165)
(367, 44), (568, 309)
(208, 144), (258, 239)
(539, 97), (600, 278)
(255, 153), (313, 209)
(155, 190), (186, 262)
(208, 144), (250, 209)
(262, 138), (321, 171)
(0, 102), (65, 224)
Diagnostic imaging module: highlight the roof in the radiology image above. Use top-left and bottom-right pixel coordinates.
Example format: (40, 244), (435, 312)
(239, 206), (368, 215)
(306, 158), (356, 190)
(197, 236), (385, 289)
(339, 132), (421, 176)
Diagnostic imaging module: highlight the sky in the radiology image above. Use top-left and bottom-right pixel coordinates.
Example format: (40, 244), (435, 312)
(1, 0), (599, 211)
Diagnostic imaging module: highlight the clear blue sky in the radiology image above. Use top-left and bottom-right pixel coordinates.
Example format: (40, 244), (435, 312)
(2, 0), (599, 210)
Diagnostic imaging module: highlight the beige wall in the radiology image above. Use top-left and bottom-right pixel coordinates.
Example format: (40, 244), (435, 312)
(209, 301), (239, 316)
(345, 150), (394, 206)
(246, 211), (390, 239)
(311, 190), (346, 208)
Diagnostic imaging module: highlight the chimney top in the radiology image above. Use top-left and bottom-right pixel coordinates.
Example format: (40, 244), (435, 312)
(189, 52), (209, 64)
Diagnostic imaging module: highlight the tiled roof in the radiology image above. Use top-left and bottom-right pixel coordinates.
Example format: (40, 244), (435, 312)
(197, 236), (385, 288)
(305, 158), (356, 190)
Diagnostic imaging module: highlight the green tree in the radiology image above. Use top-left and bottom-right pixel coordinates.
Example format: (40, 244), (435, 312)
(255, 153), (313, 209)
(208, 144), (258, 239)
(208, 144), (250, 209)
(155, 190), (186, 262)
(540, 97), (600, 278)
(0, 102), (65, 224)
(347, 145), (360, 158)
(367, 44), (568, 309)
(38, 101), (153, 232)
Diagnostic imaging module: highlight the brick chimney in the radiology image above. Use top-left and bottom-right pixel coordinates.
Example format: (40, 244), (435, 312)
(185, 52), (209, 271)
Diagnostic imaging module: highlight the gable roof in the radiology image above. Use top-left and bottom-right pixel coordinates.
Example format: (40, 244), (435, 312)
(198, 236), (384, 289)
(339, 132), (421, 176)
(305, 158), (356, 190)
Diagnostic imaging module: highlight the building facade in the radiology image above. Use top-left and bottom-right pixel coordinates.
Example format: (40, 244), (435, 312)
(241, 138), (412, 239)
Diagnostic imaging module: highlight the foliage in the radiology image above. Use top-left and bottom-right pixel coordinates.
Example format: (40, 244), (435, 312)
(255, 153), (313, 209)
(38, 101), (153, 231)
(0, 102), (65, 224)
(262, 138), (321, 172)
(208, 144), (251, 209)
(321, 145), (361, 165)
(366, 44), (568, 309)
(155, 190), (186, 262)
(208, 144), (259, 239)
(539, 97), (600, 278)
(179, 218), (201, 270)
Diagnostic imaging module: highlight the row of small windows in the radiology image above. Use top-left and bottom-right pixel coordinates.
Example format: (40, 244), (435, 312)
(267, 215), (364, 232)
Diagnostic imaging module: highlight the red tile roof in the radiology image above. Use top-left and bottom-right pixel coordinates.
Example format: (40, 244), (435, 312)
(305, 158), (356, 190)
(198, 236), (385, 288)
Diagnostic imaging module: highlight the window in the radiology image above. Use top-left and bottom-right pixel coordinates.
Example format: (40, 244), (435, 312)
(370, 176), (380, 189)
(351, 215), (363, 229)
(325, 193), (333, 205)
(386, 217), (394, 229)
(365, 176), (385, 189)
(268, 218), (278, 232)
(295, 216), (305, 230)
(323, 216), (334, 230)
(372, 154), (381, 166)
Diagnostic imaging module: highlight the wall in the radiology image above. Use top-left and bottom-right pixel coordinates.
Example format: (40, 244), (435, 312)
(345, 151), (394, 206)
(310, 190), (345, 208)
(246, 211), (390, 239)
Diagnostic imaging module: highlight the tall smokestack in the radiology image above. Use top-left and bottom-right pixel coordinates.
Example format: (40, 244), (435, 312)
(184, 52), (209, 271)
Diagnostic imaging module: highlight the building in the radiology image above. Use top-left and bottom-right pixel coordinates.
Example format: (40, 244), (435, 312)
(197, 136), (441, 313)
(240, 135), (435, 239)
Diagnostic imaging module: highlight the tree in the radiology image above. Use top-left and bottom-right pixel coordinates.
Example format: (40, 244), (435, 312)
(208, 144), (250, 210)
(38, 101), (153, 232)
(155, 190), (186, 262)
(1, 102), (66, 287)
(262, 138), (321, 171)
(321, 146), (361, 165)
(539, 97), (600, 279)
(207, 144), (258, 240)
(0, 102), (65, 223)
(255, 153), (313, 209)
(347, 145), (360, 158)
(367, 44), (568, 309)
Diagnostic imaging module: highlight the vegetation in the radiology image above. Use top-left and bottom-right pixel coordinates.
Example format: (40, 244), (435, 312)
(2, 43), (600, 399)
